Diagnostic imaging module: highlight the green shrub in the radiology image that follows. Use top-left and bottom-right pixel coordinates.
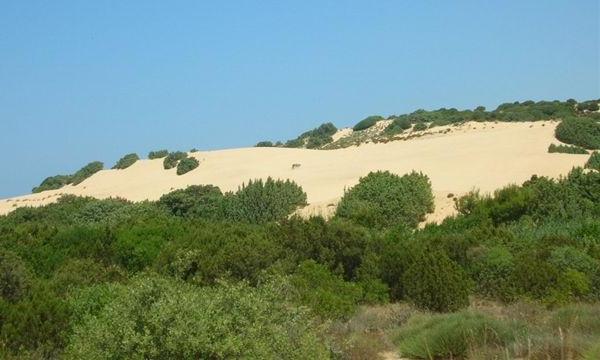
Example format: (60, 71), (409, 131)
(0, 283), (71, 358)
(255, 141), (274, 147)
(555, 117), (600, 149)
(284, 122), (337, 149)
(163, 151), (187, 169)
(189, 148), (198, 153)
(353, 115), (383, 131)
(394, 311), (518, 359)
(72, 198), (131, 224)
(158, 185), (224, 218)
(176, 157), (199, 175)
(112, 153), (139, 169)
(403, 247), (471, 312)
(32, 174), (72, 193)
(578, 100), (600, 112)
(0, 250), (31, 302)
(157, 222), (280, 285)
(384, 117), (412, 135)
(585, 152), (600, 170)
(336, 171), (434, 229)
(224, 178), (307, 223)
(71, 161), (104, 185)
(413, 122), (427, 131)
(469, 246), (516, 301)
(32, 161), (104, 192)
(148, 149), (169, 159)
(64, 275), (327, 359)
(548, 143), (588, 154)
(291, 260), (362, 319)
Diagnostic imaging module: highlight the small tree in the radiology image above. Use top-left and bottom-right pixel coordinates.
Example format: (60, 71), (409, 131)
(403, 247), (471, 312)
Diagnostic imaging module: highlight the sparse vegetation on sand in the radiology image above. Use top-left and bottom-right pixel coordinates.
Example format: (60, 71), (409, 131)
(32, 161), (104, 193)
(112, 153), (140, 169)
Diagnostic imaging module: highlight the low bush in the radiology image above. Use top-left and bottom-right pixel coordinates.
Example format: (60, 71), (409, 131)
(384, 117), (412, 135)
(291, 260), (363, 320)
(224, 178), (307, 223)
(284, 122), (337, 149)
(0, 250), (31, 302)
(585, 152), (600, 170)
(255, 141), (274, 147)
(32, 161), (104, 192)
(555, 117), (600, 149)
(336, 171), (434, 229)
(158, 185), (223, 218)
(65, 275), (327, 359)
(163, 151), (187, 169)
(32, 174), (72, 193)
(548, 143), (588, 154)
(353, 116), (383, 131)
(394, 311), (519, 359)
(148, 149), (169, 159)
(176, 157), (199, 175)
(403, 246), (471, 312)
(71, 161), (104, 185)
(413, 122), (427, 131)
(112, 153), (139, 169)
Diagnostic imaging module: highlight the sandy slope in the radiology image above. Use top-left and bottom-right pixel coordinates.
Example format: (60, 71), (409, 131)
(0, 121), (589, 223)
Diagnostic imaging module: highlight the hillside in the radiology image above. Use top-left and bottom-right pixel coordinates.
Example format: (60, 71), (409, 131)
(0, 120), (589, 222)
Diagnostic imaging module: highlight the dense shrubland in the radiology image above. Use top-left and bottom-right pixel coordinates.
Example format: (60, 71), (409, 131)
(112, 153), (139, 169)
(32, 161), (104, 193)
(7, 165), (600, 358)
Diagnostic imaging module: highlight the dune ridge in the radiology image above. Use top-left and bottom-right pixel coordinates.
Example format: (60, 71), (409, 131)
(0, 121), (588, 222)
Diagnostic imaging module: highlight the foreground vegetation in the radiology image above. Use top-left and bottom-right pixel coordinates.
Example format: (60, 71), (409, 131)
(5, 160), (600, 358)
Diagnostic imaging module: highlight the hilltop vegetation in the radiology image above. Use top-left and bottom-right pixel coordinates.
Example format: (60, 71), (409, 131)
(257, 98), (599, 150)
(32, 161), (104, 193)
(4, 160), (600, 358)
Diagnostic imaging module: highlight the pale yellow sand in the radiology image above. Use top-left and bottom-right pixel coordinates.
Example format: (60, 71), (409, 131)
(0, 121), (588, 224)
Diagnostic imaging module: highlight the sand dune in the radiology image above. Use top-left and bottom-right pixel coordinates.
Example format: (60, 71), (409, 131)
(0, 121), (589, 223)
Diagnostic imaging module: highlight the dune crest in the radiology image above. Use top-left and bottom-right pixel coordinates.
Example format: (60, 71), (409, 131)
(0, 121), (588, 223)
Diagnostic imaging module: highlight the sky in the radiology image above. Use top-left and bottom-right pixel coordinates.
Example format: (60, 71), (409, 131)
(0, 1), (598, 198)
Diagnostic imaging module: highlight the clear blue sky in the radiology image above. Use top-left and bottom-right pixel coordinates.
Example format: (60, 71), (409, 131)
(1, 1), (598, 198)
